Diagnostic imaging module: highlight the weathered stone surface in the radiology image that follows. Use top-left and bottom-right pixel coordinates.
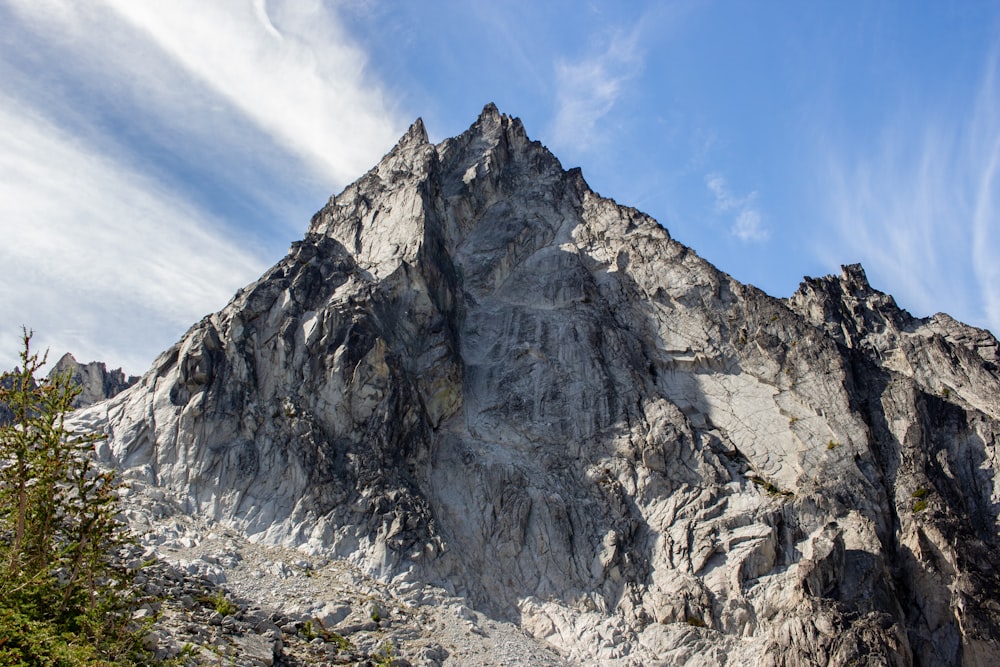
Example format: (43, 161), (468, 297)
(72, 104), (1000, 665)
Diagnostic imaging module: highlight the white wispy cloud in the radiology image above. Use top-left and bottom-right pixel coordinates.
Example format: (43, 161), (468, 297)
(820, 56), (1000, 333)
(969, 57), (1000, 333)
(99, 0), (405, 185)
(705, 173), (769, 242)
(0, 98), (267, 372)
(550, 26), (643, 151)
(4, 1), (312, 222)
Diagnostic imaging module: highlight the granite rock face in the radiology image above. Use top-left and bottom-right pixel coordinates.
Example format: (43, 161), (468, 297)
(72, 105), (1000, 665)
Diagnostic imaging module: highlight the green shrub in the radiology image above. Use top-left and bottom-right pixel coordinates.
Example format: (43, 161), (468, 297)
(748, 475), (794, 498)
(299, 618), (352, 649)
(210, 590), (238, 616)
(372, 641), (396, 666)
(300, 619), (318, 641)
(328, 631), (352, 651)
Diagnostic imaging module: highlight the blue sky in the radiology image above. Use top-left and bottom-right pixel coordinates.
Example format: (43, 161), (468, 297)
(1, 1), (998, 373)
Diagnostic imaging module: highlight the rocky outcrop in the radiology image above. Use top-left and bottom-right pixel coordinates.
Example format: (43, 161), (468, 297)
(72, 104), (1000, 665)
(789, 264), (1000, 420)
(48, 352), (138, 408)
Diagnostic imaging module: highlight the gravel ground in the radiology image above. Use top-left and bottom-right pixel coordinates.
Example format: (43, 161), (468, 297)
(121, 480), (569, 666)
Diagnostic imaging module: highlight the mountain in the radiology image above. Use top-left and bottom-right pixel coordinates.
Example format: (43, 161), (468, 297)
(72, 104), (1000, 665)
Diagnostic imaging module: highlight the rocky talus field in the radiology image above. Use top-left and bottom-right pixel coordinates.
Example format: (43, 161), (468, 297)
(69, 105), (999, 666)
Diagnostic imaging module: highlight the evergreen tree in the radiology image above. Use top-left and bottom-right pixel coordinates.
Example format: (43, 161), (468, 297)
(0, 329), (152, 665)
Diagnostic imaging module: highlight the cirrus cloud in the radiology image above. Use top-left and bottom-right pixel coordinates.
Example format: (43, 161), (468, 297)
(705, 173), (769, 242)
(820, 55), (1000, 332)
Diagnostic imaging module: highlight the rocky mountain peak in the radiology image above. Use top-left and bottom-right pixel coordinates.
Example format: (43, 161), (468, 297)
(71, 106), (1000, 665)
(789, 262), (909, 350)
(478, 100), (502, 122)
(402, 116), (429, 146)
(448, 101), (530, 155)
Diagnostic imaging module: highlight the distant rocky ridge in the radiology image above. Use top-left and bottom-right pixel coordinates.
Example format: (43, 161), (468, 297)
(70, 104), (1000, 666)
(48, 352), (138, 408)
(1, 354), (134, 427)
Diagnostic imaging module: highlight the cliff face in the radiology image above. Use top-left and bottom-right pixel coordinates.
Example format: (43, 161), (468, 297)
(72, 105), (1000, 665)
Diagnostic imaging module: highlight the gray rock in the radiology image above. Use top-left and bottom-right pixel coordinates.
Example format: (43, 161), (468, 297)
(71, 103), (1000, 665)
(230, 633), (277, 666)
(315, 602), (350, 628)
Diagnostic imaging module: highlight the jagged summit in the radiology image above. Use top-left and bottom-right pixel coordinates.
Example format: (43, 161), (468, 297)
(479, 100), (501, 119)
(790, 263), (1000, 421)
(71, 107), (1000, 665)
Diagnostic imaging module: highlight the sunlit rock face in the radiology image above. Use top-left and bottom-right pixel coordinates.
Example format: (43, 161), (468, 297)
(73, 104), (1000, 665)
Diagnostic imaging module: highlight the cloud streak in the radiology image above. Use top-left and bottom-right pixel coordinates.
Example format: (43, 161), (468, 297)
(969, 57), (1000, 333)
(550, 26), (643, 152)
(0, 98), (266, 372)
(820, 55), (1000, 333)
(99, 0), (406, 185)
(705, 173), (769, 242)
